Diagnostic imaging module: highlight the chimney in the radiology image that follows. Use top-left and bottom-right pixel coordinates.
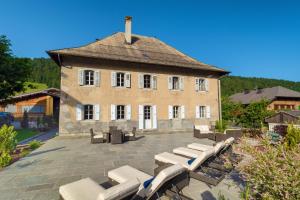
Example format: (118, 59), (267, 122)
(125, 16), (132, 44)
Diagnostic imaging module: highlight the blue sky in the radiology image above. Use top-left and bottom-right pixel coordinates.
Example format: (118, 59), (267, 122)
(1, 0), (300, 81)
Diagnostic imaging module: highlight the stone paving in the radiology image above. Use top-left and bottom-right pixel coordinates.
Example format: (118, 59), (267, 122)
(0, 132), (243, 200)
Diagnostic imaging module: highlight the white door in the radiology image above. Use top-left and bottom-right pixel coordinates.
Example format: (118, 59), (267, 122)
(144, 105), (152, 129)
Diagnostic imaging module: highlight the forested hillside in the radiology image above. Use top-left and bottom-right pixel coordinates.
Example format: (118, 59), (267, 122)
(221, 76), (300, 96)
(26, 58), (60, 88)
(23, 58), (300, 97)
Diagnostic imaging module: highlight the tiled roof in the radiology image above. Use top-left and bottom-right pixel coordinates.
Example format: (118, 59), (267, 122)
(230, 86), (300, 104)
(47, 32), (228, 74)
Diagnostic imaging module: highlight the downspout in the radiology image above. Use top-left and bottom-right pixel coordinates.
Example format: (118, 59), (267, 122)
(57, 53), (62, 66)
(217, 74), (228, 124)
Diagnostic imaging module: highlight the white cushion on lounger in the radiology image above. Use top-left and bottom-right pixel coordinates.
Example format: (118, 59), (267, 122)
(173, 147), (206, 158)
(98, 179), (140, 200)
(108, 165), (152, 184)
(188, 142), (225, 155)
(143, 164), (185, 198)
(59, 178), (104, 200)
(155, 151), (213, 171)
(225, 137), (234, 145)
(59, 177), (140, 200)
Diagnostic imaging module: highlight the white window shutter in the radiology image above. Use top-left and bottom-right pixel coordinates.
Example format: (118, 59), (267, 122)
(125, 73), (131, 88)
(205, 79), (209, 91)
(152, 105), (157, 129)
(111, 104), (116, 120)
(195, 106), (200, 119)
(179, 77), (184, 90)
(168, 76), (172, 90)
(76, 104), (82, 120)
(168, 105), (173, 119)
(126, 105), (131, 120)
(138, 105), (144, 129)
(152, 75), (157, 89)
(181, 106), (185, 119)
(78, 69), (84, 85)
(206, 106), (211, 118)
(95, 71), (100, 87)
(195, 78), (199, 91)
(94, 104), (100, 120)
(111, 72), (116, 87)
(138, 74), (144, 89)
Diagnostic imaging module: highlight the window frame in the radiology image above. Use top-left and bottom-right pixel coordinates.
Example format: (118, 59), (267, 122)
(198, 79), (206, 91)
(199, 106), (206, 118)
(116, 105), (125, 120)
(172, 76), (180, 90)
(173, 106), (180, 119)
(143, 74), (151, 89)
(116, 72), (125, 87)
(84, 70), (95, 86)
(83, 104), (94, 120)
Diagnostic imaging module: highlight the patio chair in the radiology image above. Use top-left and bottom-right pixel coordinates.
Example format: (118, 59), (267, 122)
(108, 164), (191, 200)
(90, 128), (106, 144)
(124, 127), (137, 141)
(59, 177), (140, 200)
(154, 149), (226, 186)
(194, 125), (216, 140)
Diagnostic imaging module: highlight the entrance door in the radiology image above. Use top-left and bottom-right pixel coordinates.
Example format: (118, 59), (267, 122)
(144, 105), (152, 129)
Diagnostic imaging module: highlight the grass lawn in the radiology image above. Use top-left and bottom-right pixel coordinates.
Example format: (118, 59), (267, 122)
(15, 128), (39, 142)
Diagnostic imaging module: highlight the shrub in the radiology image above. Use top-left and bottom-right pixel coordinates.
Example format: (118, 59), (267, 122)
(29, 140), (41, 150)
(0, 152), (12, 167)
(241, 138), (300, 199)
(285, 125), (300, 149)
(215, 120), (228, 133)
(21, 111), (29, 128)
(0, 125), (17, 154)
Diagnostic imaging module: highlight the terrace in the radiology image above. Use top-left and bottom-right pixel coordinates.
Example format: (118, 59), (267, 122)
(0, 131), (242, 200)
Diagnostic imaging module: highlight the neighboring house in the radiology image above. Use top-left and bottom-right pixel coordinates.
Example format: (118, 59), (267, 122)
(230, 86), (300, 110)
(0, 88), (60, 125)
(265, 111), (300, 131)
(47, 17), (228, 135)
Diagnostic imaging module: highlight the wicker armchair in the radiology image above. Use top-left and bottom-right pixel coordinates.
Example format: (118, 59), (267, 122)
(124, 127), (137, 141)
(90, 128), (105, 144)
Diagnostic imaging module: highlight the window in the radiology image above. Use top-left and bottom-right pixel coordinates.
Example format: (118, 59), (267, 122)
(274, 104), (279, 110)
(172, 76), (179, 90)
(84, 105), (94, 120)
(173, 106), (179, 119)
(144, 106), (151, 120)
(144, 74), (151, 88)
(199, 106), (206, 118)
(84, 70), (94, 85)
(199, 79), (206, 91)
(116, 105), (125, 120)
(22, 105), (45, 113)
(196, 78), (207, 91)
(116, 72), (125, 87)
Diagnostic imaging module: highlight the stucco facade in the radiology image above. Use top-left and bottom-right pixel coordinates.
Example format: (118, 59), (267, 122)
(58, 57), (222, 135)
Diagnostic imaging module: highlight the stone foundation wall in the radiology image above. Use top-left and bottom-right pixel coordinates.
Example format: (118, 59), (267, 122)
(59, 117), (194, 135)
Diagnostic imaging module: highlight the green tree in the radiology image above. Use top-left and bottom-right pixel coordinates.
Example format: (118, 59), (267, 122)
(222, 96), (244, 124)
(239, 100), (273, 128)
(0, 35), (31, 99)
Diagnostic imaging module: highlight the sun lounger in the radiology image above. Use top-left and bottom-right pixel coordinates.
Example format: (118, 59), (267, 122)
(154, 149), (226, 186)
(187, 137), (242, 164)
(59, 177), (140, 200)
(173, 147), (233, 172)
(108, 164), (191, 200)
